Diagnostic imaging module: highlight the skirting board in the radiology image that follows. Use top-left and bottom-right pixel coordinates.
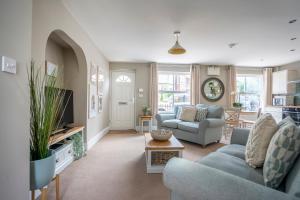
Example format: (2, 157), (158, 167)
(87, 126), (110, 150)
(135, 126), (157, 132)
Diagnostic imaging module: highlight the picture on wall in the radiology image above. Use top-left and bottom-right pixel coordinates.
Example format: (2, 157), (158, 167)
(90, 63), (97, 85)
(89, 84), (97, 118)
(98, 95), (103, 113)
(45, 61), (58, 77)
(97, 66), (104, 95)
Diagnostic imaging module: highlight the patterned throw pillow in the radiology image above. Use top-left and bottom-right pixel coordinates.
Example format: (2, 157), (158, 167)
(195, 107), (208, 121)
(245, 113), (278, 168)
(278, 116), (295, 128)
(263, 123), (300, 188)
(176, 107), (182, 119)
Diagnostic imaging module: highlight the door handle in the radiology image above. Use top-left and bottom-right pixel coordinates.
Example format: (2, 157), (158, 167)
(119, 102), (128, 105)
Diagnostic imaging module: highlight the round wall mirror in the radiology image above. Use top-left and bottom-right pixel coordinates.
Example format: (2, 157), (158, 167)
(201, 77), (225, 102)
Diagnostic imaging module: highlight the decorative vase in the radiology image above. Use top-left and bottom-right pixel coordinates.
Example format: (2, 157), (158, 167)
(30, 150), (56, 190)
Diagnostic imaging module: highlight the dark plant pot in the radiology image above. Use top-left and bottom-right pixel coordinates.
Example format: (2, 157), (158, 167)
(30, 150), (56, 190)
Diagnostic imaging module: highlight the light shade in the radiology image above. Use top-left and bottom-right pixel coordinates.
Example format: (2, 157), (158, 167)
(168, 41), (186, 54)
(168, 31), (186, 55)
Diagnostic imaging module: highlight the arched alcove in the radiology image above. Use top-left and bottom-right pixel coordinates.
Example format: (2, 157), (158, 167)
(45, 30), (87, 139)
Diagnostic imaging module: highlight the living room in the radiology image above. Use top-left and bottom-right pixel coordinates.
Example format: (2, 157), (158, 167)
(1, 0), (300, 200)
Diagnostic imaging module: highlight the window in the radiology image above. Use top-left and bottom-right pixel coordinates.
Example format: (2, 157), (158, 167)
(158, 71), (190, 112)
(116, 75), (131, 83)
(236, 75), (263, 111)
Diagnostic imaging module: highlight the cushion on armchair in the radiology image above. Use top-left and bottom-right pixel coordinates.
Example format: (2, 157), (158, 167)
(245, 113), (278, 168)
(179, 107), (197, 122)
(195, 107), (208, 121)
(263, 123), (300, 189)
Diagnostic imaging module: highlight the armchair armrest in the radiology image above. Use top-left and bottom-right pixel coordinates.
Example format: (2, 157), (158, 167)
(230, 128), (250, 145)
(206, 118), (225, 128)
(163, 158), (295, 200)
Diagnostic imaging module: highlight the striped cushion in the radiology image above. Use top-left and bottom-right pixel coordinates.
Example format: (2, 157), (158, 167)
(195, 107), (208, 121)
(263, 123), (300, 188)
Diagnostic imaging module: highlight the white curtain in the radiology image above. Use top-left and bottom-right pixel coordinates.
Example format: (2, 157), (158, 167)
(228, 66), (237, 107)
(191, 64), (201, 105)
(149, 63), (158, 116)
(263, 68), (273, 107)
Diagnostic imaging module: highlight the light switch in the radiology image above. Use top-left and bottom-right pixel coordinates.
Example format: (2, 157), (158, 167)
(1, 56), (17, 74)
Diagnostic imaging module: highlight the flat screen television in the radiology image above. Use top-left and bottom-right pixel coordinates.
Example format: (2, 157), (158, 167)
(45, 87), (74, 130)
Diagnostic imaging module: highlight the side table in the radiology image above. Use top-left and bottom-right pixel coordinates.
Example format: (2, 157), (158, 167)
(139, 115), (153, 133)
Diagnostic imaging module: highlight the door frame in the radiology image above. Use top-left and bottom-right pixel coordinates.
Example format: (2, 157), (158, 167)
(109, 69), (136, 130)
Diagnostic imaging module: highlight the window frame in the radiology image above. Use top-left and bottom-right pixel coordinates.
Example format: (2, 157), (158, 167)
(236, 74), (263, 112)
(158, 71), (191, 113)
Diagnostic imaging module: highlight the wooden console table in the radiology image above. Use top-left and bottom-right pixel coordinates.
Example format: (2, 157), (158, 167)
(32, 126), (86, 200)
(49, 126), (86, 152)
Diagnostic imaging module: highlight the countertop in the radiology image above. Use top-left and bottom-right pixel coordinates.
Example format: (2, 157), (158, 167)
(269, 106), (300, 108)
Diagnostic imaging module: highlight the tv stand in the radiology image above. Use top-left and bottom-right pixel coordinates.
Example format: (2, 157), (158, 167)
(49, 126), (85, 151)
(62, 126), (73, 133)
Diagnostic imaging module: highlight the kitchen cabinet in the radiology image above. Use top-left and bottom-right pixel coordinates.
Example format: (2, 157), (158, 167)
(282, 107), (300, 126)
(272, 70), (297, 94)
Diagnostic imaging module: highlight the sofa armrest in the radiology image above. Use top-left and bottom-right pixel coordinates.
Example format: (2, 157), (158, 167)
(230, 128), (250, 145)
(206, 118), (225, 128)
(163, 158), (295, 200)
(155, 113), (176, 127)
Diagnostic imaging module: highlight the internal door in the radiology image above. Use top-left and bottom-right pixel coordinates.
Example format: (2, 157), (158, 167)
(111, 71), (135, 130)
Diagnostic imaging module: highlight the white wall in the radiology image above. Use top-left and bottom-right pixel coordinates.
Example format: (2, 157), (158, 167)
(31, 0), (110, 141)
(0, 0), (32, 200)
(278, 61), (300, 79)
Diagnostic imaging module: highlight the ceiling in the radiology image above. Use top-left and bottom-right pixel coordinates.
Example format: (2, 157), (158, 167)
(63, 0), (300, 67)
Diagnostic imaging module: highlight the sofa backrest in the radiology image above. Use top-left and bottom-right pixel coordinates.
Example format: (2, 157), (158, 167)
(174, 105), (194, 116)
(285, 155), (300, 198)
(196, 104), (224, 118)
(174, 104), (224, 119)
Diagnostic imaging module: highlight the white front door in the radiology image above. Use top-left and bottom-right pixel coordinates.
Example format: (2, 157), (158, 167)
(111, 71), (135, 130)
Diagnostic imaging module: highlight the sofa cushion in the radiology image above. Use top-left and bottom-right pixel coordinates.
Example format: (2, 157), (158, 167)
(285, 155), (300, 198)
(195, 107), (208, 121)
(178, 121), (199, 133)
(245, 113), (278, 168)
(217, 144), (246, 160)
(197, 152), (264, 184)
(179, 107), (197, 122)
(263, 123), (300, 189)
(162, 119), (181, 129)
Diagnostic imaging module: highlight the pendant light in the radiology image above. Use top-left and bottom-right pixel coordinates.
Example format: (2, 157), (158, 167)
(168, 31), (186, 55)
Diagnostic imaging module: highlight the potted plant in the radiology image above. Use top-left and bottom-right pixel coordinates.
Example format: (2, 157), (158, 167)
(142, 106), (151, 116)
(233, 102), (243, 108)
(29, 62), (65, 190)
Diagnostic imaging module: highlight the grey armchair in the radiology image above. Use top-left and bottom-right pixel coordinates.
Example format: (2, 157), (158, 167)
(163, 128), (300, 200)
(156, 104), (225, 147)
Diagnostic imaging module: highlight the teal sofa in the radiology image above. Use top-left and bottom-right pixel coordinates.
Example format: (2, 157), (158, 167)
(163, 128), (300, 200)
(156, 104), (225, 147)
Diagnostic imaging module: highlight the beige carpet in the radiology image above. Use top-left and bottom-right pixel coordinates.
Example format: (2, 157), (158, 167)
(47, 131), (224, 200)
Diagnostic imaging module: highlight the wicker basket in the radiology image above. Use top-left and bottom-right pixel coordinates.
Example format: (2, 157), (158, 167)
(151, 151), (179, 165)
